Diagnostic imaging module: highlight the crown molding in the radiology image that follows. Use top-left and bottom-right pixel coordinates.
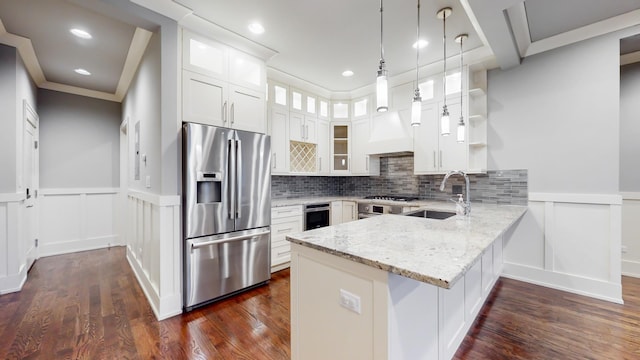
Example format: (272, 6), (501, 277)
(0, 18), (151, 103)
(115, 27), (153, 100)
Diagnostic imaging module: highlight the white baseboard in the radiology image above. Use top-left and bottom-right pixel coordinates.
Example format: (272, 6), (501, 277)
(0, 267), (27, 295)
(622, 260), (640, 278)
(39, 235), (120, 257)
(502, 263), (623, 304)
(126, 246), (182, 320)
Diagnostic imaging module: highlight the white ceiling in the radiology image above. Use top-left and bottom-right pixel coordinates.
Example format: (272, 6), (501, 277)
(1, 0), (640, 100)
(175, 0), (484, 92)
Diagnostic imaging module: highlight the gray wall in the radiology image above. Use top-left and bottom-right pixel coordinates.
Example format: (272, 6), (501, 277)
(487, 34), (620, 193)
(0, 44), (37, 194)
(0, 44), (17, 193)
(38, 89), (121, 188)
(620, 62), (640, 192)
(122, 33), (161, 193)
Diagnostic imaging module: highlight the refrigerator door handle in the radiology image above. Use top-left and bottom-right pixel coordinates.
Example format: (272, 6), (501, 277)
(235, 139), (242, 219)
(190, 230), (271, 251)
(228, 138), (236, 219)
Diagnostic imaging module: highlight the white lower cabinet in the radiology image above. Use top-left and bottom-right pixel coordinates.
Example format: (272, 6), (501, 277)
(331, 200), (357, 225)
(271, 205), (303, 272)
(342, 201), (357, 223)
(290, 236), (504, 360)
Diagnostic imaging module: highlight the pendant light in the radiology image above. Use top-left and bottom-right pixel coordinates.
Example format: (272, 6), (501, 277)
(376, 0), (388, 112)
(455, 34), (468, 143)
(410, 0), (422, 126)
(437, 7), (452, 136)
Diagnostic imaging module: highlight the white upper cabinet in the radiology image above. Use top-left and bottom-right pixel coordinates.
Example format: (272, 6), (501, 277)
(228, 85), (265, 134)
(183, 71), (227, 127)
(182, 30), (266, 133)
(183, 32), (228, 80)
(414, 98), (467, 174)
(352, 97), (370, 119)
(332, 102), (350, 120)
(318, 98), (330, 119)
(228, 48), (266, 92)
(270, 107), (290, 174)
(317, 119), (330, 175)
(351, 118), (379, 176)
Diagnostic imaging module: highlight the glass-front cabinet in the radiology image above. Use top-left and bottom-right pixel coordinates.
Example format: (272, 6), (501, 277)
(331, 123), (350, 173)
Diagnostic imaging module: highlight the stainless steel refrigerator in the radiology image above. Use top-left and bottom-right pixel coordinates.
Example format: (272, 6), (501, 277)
(183, 122), (271, 311)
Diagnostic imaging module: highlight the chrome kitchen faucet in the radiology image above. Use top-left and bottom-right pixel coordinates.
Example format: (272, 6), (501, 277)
(440, 170), (471, 216)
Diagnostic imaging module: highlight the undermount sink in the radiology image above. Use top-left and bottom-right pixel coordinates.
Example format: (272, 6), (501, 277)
(403, 209), (456, 220)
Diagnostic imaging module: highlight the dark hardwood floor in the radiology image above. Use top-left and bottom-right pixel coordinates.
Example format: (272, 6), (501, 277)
(1, 247), (640, 359)
(0, 247), (290, 359)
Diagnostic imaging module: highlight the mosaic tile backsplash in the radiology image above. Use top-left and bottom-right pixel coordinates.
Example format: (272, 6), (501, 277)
(272, 155), (528, 205)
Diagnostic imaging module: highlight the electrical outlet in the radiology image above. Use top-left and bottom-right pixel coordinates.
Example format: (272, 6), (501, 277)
(146, 175), (151, 188)
(339, 289), (361, 314)
(622, 245), (628, 254)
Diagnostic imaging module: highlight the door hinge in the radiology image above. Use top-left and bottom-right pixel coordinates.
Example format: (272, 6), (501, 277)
(35, 238), (38, 247)
(34, 140), (38, 149)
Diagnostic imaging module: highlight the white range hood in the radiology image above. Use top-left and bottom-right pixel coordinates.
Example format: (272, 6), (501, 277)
(367, 109), (414, 156)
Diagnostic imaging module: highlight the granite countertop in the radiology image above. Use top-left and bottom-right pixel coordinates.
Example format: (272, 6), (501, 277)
(285, 203), (527, 289)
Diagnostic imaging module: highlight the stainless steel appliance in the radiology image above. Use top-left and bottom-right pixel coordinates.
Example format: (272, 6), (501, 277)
(304, 203), (330, 230)
(183, 122), (271, 311)
(357, 195), (418, 219)
(357, 203), (404, 219)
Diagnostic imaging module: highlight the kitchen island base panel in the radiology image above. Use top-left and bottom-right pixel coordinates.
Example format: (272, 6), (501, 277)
(290, 244), (388, 360)
(290, 236), (503, 360)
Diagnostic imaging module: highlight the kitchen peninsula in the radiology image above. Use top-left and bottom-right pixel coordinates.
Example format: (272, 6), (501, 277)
(286, 203), (527, 360)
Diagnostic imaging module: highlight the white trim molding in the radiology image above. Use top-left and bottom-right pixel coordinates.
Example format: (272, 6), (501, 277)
(621, 192), (640, 278)
(502, 192), (623, 304)
(0, 201), (26, 294)
(126, 191), (182, 320)
(0, 19), (151, 103)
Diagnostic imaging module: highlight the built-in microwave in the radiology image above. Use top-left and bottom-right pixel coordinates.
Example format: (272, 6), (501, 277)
(304, 203), (330, 230)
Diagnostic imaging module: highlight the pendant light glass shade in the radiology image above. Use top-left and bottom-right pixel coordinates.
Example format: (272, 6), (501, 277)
(376, 0), (388, 112)
(441, 105), (450, 135)
(411, 96), (422, 126)
(456, 117), (465, 142)
(411, 0), (422, 126)
(376, 63), (389, 112)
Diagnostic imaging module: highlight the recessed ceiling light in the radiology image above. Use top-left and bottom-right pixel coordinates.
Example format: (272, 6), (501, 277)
(70, 28), (92, 39)
(248, 23), (265, 34)
(74, 68), (91, 76)
(412, 39), (429, 49)
(342, 70), (354, 77)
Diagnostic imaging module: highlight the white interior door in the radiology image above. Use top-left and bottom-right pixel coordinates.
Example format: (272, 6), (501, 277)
(24, 102), (39, 269)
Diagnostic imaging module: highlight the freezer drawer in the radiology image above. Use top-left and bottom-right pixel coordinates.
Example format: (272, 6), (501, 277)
(185, 227), (271, 309)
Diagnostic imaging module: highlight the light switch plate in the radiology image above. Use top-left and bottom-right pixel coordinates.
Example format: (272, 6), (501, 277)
(339, 289), (361, 314)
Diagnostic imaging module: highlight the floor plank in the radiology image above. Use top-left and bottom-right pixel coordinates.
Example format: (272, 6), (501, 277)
(2, 247), (640, 359)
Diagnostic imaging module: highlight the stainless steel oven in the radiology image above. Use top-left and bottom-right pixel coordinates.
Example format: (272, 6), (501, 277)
(304, 203), (330, 230)
(357, 202), (404, 219)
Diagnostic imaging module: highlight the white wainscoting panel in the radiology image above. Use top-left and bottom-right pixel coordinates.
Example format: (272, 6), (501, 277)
(126, 190), (181, 320)
(503, 192), (623, 303)
(39, 188), (120, 257)
(622, 192), (640, 278)
(0, 195), (28, 294)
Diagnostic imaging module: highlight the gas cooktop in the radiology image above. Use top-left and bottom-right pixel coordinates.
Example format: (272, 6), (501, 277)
(363, 195), (419, 202)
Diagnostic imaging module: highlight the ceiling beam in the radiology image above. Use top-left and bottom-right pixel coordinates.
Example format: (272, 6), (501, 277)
(460, 0), (523, 70)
